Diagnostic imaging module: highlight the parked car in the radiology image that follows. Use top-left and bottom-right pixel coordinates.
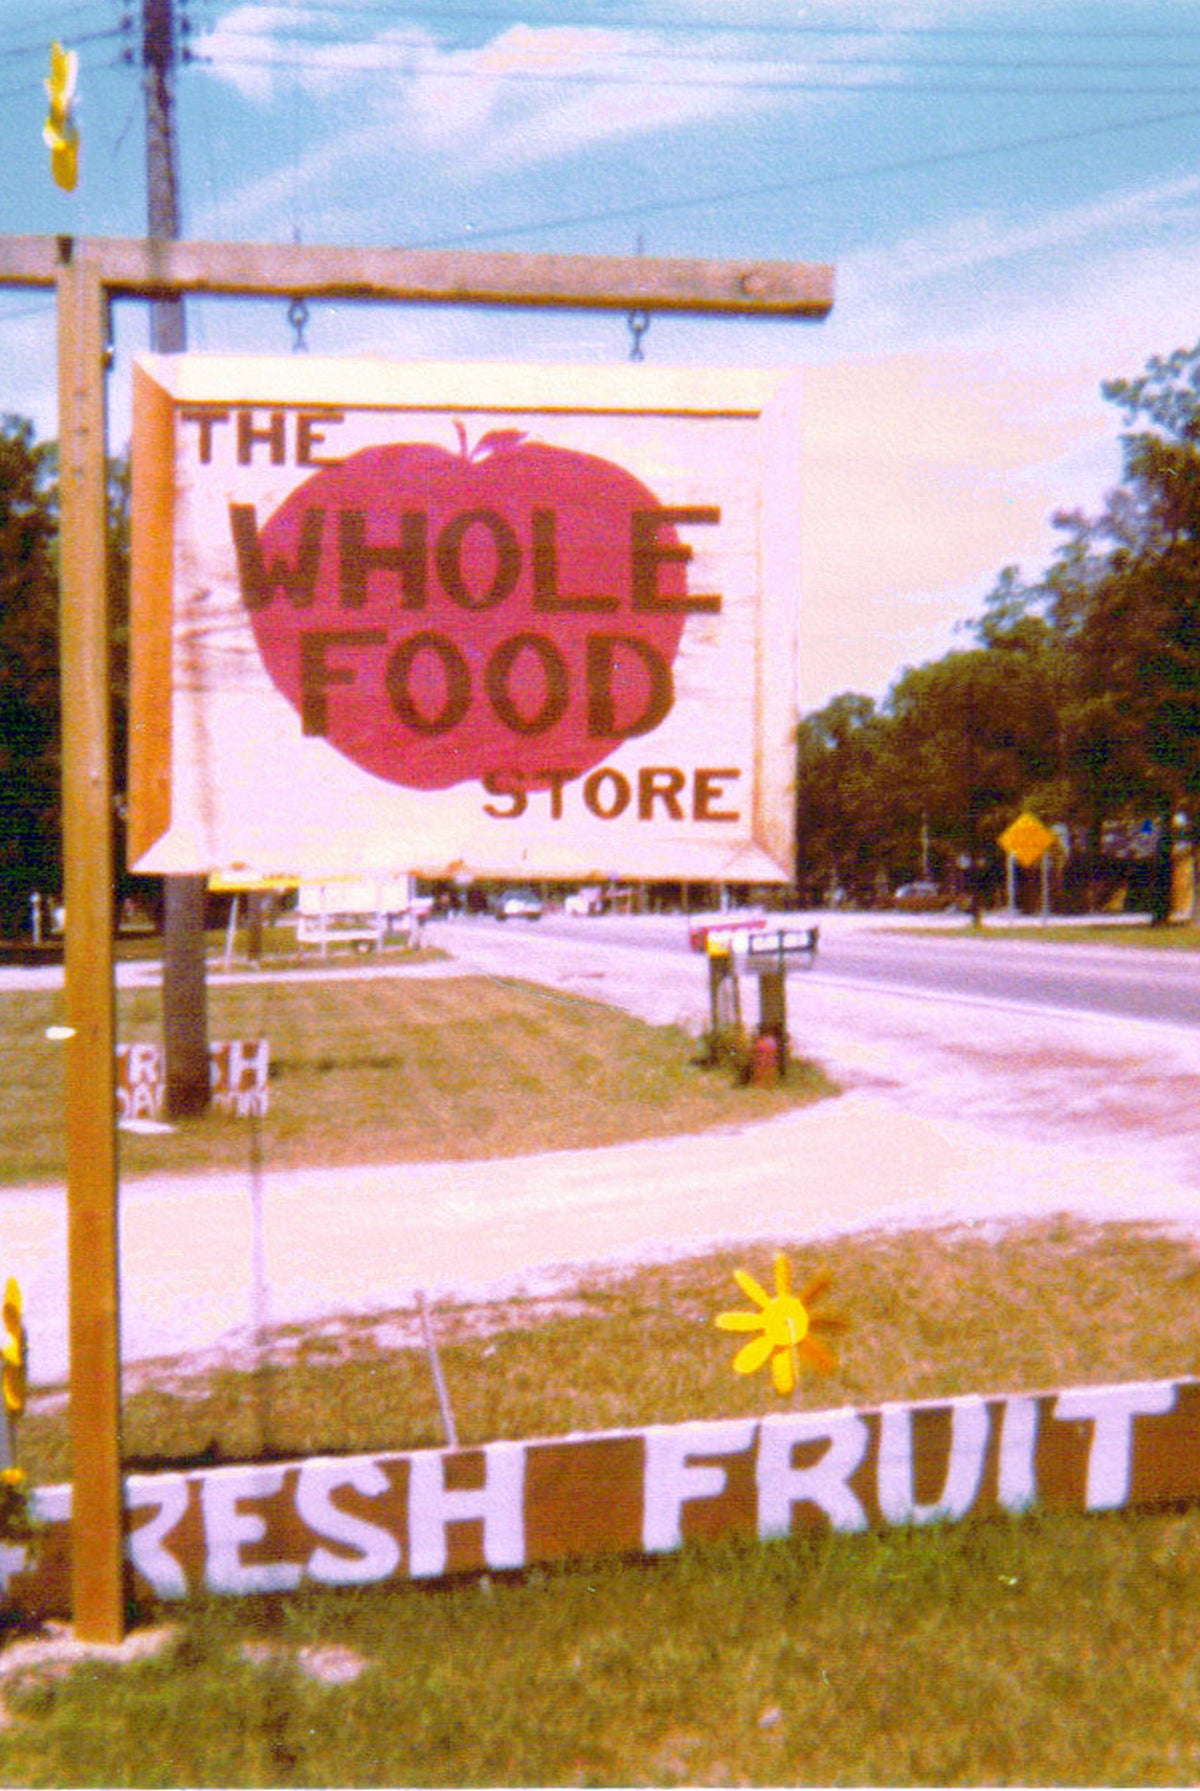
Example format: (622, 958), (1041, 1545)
(564, 886), (604, 916)
(892, 881), (947, 912)
(492, 888), (543, 921)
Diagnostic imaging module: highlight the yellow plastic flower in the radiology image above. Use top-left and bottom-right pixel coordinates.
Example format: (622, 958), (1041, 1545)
(716, 1253), (844, 1395)
(2, 1278), (25, 1417)
(43, 42), (80, 192)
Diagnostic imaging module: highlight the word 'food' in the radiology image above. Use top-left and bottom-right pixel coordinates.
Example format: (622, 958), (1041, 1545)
(228, 428), (721, 792)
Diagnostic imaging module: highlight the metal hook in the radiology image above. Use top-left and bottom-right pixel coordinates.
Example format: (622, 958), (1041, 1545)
(287, 296), (309, 353)
(627, 308), (650, 363)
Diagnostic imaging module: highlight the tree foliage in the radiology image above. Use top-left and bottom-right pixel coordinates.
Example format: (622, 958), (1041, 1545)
(0, 418), (61, 934)
(0, 418), (131, 937)
(795, 693), (904, 904)
(796, 337), (1200, 917)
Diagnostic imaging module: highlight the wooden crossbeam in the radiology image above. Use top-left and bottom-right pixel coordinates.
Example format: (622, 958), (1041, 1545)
(0, 234), (833, 316)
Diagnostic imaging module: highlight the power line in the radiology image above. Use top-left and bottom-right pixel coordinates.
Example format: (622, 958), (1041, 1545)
(9, 0), (1200, 60)
(0, 26), (128, 65)
(168, 0), (1200, 42)
(5, 3), (1196, 264)
(405, 103), (1200, 251)
(7, 7), (1196, 90)
(183, 20), (1200, 74)
(190, 44), (1200, 99)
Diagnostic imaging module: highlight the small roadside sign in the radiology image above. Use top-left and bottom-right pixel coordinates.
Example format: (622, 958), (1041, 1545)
(741, 927), (820, 973)
(688, 910), (767, 953)
(208, 871), (298, 893)
(998, 811), (1056, 869)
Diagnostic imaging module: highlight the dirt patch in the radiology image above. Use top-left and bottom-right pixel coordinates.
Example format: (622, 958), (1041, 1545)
(951, 1041), (1200, 1143)
(240, 1639), (372, 1685)
(0, 1619), (178, 1721)
(116, 1281), (608, 1399)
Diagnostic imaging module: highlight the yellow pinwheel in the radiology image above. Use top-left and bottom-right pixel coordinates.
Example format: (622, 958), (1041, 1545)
(2, 1279), (25, 1418)
(44, 42), (79, 193)
(716, 1253), (844, 1395)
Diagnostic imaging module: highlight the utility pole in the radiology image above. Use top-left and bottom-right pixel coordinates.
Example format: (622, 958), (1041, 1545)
(143, 0), (210, 1115)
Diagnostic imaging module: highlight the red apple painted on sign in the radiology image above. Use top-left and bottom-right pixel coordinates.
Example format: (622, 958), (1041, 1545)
(229, 425), (721, 791)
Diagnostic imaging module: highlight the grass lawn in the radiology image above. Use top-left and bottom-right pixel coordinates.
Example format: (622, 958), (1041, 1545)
(5, 961), (1200, 1783)
(906, 918), (1200, 949)
(3, 1506), (1198, 1788)
(5, 969), (832, 1184)
(7, 1216), (1200, 1785)
(1002, 921), (1200, 948)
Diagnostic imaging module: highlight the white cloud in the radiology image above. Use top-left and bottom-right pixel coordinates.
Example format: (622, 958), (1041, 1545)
(193, 11), (895, 198)
(787, 179), (1200, 707)
(843, 173), (1200, 304)
(424, 26), (801, 175)
(191, 6), (434, 104)
(661, 0), (1035, 25)
(190, 5), (299, 104)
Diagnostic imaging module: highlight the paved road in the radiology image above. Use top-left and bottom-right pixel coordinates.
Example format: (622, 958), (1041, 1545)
(807, 926), (1200, 1031)
(4, 913), (1199, 1392)
(461, 908), (1200, 1030)
(425, 912), (1200, 1148)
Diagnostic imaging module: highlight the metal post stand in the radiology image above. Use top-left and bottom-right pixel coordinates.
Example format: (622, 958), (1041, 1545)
(756, 968), (789, 1077)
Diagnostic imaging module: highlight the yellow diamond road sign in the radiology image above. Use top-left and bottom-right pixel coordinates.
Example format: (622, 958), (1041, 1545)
(998, 811), (1056, 869)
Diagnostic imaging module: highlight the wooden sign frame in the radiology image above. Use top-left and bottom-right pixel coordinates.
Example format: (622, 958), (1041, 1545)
(128, 355), (803, 885)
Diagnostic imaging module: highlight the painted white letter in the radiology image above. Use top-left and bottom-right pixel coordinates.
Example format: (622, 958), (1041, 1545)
(877, 1396), (989, 1526)
(297, 1458), (401, 1586)
(756, 1409), (869, 1537)
(126, 1477), (190, 1599)
(642, 1419), (756, 1553)
(407, 1441), (525, 1579)
(201, 1465), (303, 1595)
(1054, 1381), (1176, 1510)
(996, 1396), (1040, 1513)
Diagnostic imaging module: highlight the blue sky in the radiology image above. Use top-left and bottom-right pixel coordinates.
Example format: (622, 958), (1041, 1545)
(4, 0), (1200, 708)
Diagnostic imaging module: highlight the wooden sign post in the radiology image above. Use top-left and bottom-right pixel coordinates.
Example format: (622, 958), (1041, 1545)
(0, 232), (831, 1642)
(56, 253), (124, 1641)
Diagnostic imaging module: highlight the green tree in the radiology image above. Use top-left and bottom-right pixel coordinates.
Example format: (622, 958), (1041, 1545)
(0, 418), (61, 935)
(887, 623), (1060, 920)
(0, 420), (136, 940)
(794, 339), (1200, 923)
(795, 692), (907, 903)
(1046, 341), (1200, 920)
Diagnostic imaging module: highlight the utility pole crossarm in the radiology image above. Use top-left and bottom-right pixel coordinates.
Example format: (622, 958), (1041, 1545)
(0, 234), (834, 317)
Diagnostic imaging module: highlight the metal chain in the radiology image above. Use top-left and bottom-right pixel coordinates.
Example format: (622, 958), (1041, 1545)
(627, 307), (650, 362)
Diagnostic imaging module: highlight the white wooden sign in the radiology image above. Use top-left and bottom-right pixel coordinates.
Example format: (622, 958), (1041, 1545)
(8, 1376), (1197, 1617)
(128, 357), (802, 884)
(115, 1040), (269, 1122)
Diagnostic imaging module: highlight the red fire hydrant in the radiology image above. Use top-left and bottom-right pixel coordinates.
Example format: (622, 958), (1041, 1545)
(748, 1031), (780, 1086)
